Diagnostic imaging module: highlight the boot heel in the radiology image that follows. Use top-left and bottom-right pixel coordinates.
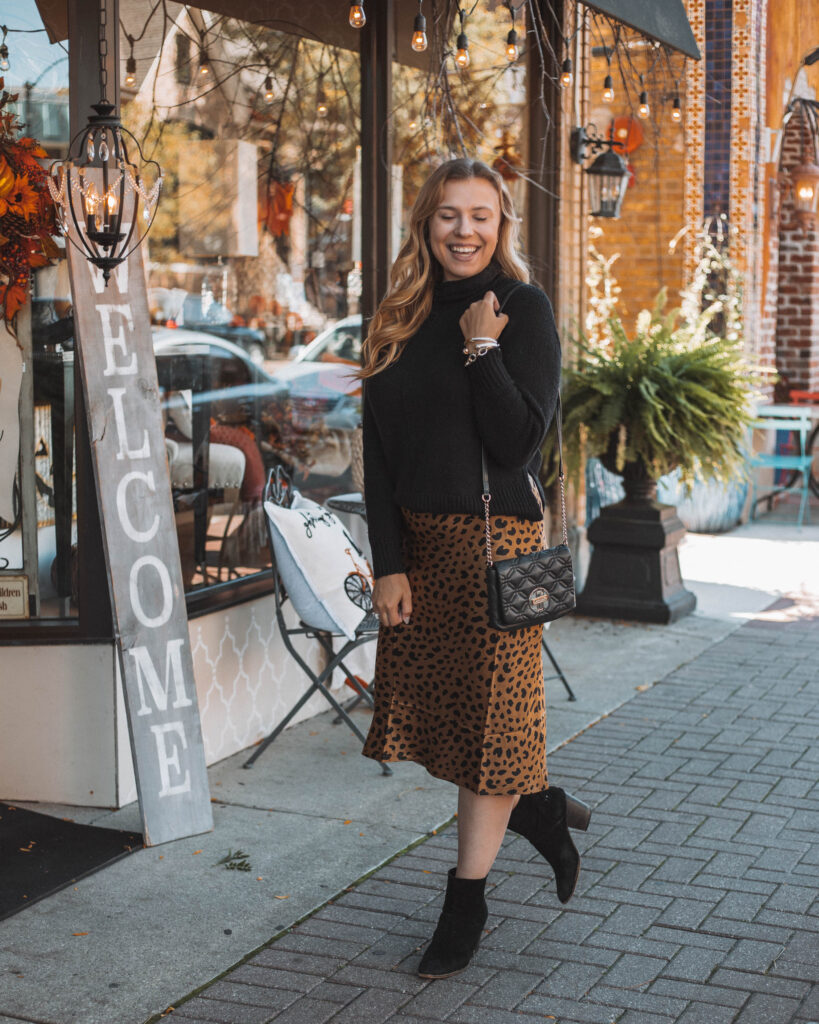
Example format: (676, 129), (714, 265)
(566, 795), (591, 832)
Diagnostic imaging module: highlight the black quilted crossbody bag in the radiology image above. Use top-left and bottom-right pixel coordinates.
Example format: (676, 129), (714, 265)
(480, 315), (575, 629)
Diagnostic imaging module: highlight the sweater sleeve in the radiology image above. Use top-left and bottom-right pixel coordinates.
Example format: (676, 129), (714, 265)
(362, 382), (406, 578)
(465, 285), (561, 469)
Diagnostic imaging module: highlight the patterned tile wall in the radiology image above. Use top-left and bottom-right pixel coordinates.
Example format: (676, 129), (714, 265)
(683, 0), (707, 280)
(704, 0), (733, 217)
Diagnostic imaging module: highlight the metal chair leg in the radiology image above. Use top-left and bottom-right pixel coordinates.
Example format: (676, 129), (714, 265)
(542, 637), (576, 701)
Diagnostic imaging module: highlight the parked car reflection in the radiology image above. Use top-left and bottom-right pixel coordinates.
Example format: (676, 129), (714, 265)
(153, 327), (359, 499)
(150, 288), (269, 365)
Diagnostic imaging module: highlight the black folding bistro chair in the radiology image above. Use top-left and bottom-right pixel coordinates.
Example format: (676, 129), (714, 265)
(542, 632), (576, 701)
(243, 467), (390, 774)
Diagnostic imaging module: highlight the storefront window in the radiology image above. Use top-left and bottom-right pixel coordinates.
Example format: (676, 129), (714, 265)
(0, 1), (75, 621)
(391, 4), (529, 255)
(119, 4), (361, 594)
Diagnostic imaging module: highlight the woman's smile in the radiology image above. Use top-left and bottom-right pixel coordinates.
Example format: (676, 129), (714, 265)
(429, 177), (501, 281)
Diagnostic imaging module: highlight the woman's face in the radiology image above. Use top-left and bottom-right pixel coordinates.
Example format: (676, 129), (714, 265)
(427, 177), (502, 282)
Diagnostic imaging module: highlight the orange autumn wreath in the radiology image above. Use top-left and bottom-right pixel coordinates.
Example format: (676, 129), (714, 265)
(0, 77), (59, 323)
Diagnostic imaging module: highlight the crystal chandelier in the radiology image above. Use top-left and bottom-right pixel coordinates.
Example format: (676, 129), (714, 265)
(48, 0), (162, 285)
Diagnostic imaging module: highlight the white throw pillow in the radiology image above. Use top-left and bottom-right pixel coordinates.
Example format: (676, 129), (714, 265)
(263, 491), (374, 640)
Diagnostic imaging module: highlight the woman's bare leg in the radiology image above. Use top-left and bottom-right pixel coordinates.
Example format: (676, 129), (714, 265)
(456, 788), (522, 878)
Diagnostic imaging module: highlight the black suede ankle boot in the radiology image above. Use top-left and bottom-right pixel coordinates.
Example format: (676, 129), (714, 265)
(507, 786), (591, 904)
(417, 868), (488, 979)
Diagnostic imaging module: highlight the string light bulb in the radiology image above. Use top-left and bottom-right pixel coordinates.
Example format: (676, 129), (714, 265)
(671, 95), (682, 123)
(264, 75), (274, 104)
(124, 54), (137, 89)
(198, 49), (211, 77)
(505, 28), (519, 63)
(412, 3), (427, 52)
(0, 44), (9, 74)
(559, 58), (573, 89)
(349, 4), (366, 28)
(638, 89), (650, 119)
(602, 73), (614, 103)
(409, 114), (418, 130)
(455, 8), (470, 69)
(316, 78), (328, 118)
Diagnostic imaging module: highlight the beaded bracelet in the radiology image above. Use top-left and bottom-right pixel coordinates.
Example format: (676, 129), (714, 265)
(463, 336), (499, 366)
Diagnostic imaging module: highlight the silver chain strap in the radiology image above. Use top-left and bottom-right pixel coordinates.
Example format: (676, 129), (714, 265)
(482, 491), (493, 566)
(558, 471), (568, 546)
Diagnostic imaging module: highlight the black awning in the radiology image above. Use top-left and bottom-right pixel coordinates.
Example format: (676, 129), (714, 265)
(582, 0), (701, 60)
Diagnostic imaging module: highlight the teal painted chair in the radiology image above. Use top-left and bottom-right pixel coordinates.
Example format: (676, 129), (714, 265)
(749, 405), (814, 526)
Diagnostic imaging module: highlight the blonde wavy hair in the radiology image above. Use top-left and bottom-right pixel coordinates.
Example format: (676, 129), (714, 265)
(356, 158), (530, 380)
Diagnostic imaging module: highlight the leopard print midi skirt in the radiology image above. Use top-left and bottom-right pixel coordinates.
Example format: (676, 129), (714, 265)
(361, 508), (547, 795)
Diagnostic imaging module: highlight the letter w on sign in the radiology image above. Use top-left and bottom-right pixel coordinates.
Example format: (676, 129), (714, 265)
(67, 235), (212, 847)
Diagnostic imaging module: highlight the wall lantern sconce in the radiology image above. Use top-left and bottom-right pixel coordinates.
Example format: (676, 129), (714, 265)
(48, 0), (162, 284)
(571, 124), (629, 219)
(782, 97), (819, 230)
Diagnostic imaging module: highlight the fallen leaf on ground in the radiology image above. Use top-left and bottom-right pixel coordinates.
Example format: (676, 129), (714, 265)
(192, 850), (202, 855)
(273, 894), (290, 900)
(72, 932), (89, 937)
(343, 819), (352, 824)
(635, 683), (652, 691)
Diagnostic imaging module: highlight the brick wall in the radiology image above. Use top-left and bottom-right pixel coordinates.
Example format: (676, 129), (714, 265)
(586, 49), (688, 323)
(774, 110), (819, 393)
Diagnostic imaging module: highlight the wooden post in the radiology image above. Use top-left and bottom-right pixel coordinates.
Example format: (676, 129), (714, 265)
(359, 0), (394, 324)
(527, 0), (563, 308)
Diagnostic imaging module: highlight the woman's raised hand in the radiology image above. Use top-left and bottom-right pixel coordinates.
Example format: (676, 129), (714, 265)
(372, 573), (413, 627)
(458, 290), (509, 344)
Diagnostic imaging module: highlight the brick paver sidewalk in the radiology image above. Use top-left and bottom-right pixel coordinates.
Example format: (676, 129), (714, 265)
(166, 598), (819, 1024)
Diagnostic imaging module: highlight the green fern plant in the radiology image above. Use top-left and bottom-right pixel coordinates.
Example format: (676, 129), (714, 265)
(561, 289), (760, 489)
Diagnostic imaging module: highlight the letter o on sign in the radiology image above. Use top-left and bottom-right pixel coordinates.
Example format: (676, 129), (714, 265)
(130, 555), (173, 628)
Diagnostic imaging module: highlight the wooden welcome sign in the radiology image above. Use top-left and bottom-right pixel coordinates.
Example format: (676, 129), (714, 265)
(67, 242), (213, 846)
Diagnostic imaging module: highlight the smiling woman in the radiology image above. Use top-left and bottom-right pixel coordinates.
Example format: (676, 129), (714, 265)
(357, 158), (587, 980)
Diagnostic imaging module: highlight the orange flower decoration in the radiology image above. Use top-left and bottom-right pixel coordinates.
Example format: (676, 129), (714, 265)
(3, 174), (39, 221)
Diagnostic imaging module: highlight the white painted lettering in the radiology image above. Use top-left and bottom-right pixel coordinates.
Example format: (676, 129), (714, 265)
(99, 304), (137, 377)
(129, 555), (173, 628)
(116, 470), (160, 543)
(150, 721), (192, 797)
(130, 638), (192, 715)
(109, 387), (150, 461)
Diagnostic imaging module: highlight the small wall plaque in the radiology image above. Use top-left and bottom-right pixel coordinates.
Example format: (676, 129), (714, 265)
(0, 576), (29, 618)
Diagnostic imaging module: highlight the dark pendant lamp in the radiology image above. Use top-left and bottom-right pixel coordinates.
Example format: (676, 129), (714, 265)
(48, 0), (162, 285)
(570, 125), (630, 219)
(586, 145), (630, 218)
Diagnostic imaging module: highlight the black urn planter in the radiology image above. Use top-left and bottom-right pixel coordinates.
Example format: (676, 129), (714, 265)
(576, 458), (697, 624)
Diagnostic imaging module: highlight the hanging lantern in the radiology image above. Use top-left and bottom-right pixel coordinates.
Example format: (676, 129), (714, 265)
(790, 161), (819, 228)
(585, 146), (629, 219)
(48, 3), (162, 286)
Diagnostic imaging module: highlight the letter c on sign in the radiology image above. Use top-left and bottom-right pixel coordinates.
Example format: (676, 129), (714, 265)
(116, 470), (160, 543)
(130, 555), (173, 628)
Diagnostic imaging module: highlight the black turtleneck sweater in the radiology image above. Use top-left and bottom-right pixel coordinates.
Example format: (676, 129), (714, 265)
(362, 259), (561, 579)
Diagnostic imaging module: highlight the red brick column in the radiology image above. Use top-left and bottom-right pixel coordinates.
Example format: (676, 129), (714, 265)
(775, 109), (819, 393)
